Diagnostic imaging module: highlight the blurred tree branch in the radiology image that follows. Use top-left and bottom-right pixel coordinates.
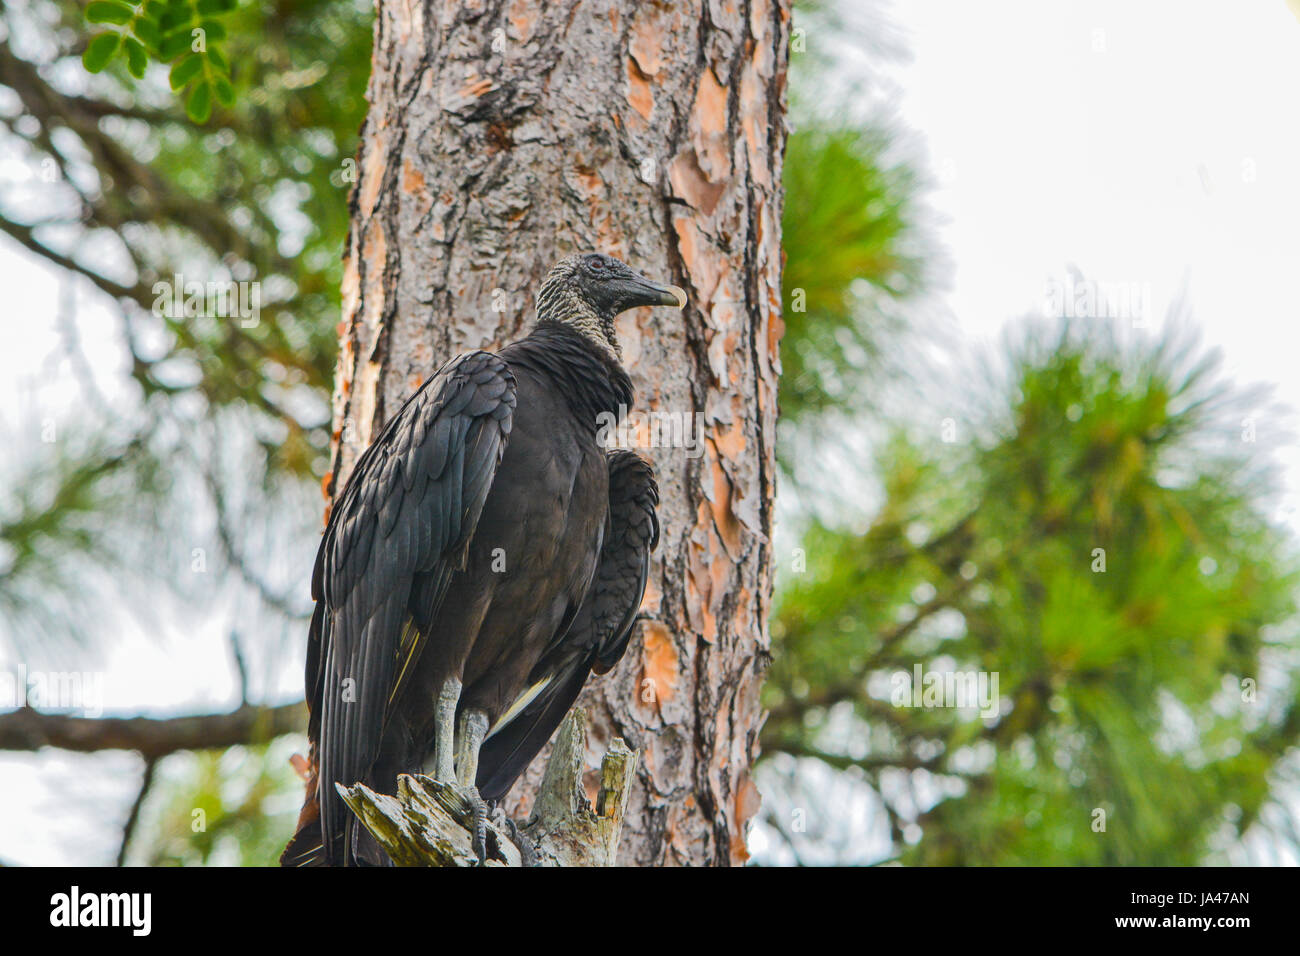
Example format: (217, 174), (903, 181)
(116, 755), (156, 867)
(0, 701), (305, 758)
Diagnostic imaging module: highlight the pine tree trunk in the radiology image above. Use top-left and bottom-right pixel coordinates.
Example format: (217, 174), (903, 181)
(326, 0), (790, 866)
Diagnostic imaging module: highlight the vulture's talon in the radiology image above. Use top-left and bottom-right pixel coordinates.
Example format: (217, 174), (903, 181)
(497, 809), (539, 867)
(469, 789), (489, 866)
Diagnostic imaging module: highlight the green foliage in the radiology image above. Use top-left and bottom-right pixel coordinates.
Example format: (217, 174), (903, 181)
(764, 321), (1300, 864)
(18, 0), (375, 477)
(0, 0), (373, 650)
(776, 0), (930, 429)
(130, 739), (303, 866)
(0, 430), (168, 654)
(780, 125), (923, 421)
(82, 0), (238, 121)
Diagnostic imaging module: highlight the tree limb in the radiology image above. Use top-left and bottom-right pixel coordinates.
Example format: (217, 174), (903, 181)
(116, 756), (157, 867)
(0, 702), (306, 759)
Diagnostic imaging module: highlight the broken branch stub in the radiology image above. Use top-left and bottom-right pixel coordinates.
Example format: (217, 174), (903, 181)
(336, 709), (638, 866)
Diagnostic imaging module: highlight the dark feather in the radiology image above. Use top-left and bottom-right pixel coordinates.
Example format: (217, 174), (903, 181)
(475, 448), (659, 802)
(292, 350), (516, 865)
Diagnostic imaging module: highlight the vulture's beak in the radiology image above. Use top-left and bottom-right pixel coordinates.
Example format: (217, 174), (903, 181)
(619, 274), (688, 311)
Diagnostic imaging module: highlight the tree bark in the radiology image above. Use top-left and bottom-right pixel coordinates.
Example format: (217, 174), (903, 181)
(328, 0), (789, 866)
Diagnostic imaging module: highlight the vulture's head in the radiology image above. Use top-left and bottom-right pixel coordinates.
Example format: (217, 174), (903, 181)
(536, 253), (686, 359)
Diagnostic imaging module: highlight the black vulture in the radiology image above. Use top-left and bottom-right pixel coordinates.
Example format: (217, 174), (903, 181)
(281, 253), (682, 866)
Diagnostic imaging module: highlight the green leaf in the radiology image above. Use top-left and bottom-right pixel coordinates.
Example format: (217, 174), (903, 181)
(85, 1), (137, 25)
(206, 47), (228, 74)
(213, 76), (235, 107)
(159, 29), (193, 60)
(159, 5), (195, 32)
(134, 18), (161, 48)
(124, 37), (148, 78)
(169, 53), (203, 90)
(82, 32), (122, 73)
(186, 80), (212, 123)
(199, 19), (227, 41)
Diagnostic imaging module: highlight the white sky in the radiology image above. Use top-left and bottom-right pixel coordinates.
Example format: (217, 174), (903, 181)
(893, 0), (1300, 522)
(4, 0), (1300, 865)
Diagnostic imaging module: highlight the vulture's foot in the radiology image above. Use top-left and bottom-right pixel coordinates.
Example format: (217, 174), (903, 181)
(493, 808), (539, 867)
(467, 788), (490, 866)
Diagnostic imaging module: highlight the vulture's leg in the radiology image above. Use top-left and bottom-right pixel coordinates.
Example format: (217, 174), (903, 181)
(454, 708), (489, 786)
(431, 677), (462, 783)
(455, 708), (491, 864)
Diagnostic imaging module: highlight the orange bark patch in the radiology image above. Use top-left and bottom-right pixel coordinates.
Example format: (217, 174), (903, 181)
(712, 415), (747, 461)
(626, 57), (654, 120)
(401, 159), (433, 219)
(506, 0), (536, 41)
(668, 149), (727, 216)
(710, 456), (743, 557)
(767, 293), (785, 368)
(359, 133), (387, 219)
(456, 76), (495, 101)
(671, 214), (724, 307)
(340, 253), (360, 323)
(732, 773), (762, 863)
(695, 68), (728, 136)
(692, 68), (731, 179)
(740, 62), (770, 188)
(594, 211), (622, 251)
(573, 165), (602, 197)
(640, 620), (679, 714)
(629, 17), (663, 76)
(687, 513), (720, 643)
(362, 221), (387, 322)
(401, 160), (425, 195)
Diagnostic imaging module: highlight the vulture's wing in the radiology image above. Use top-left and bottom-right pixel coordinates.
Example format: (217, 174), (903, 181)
(310, 350), (516, 863)
(476, 449), (658, 801)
